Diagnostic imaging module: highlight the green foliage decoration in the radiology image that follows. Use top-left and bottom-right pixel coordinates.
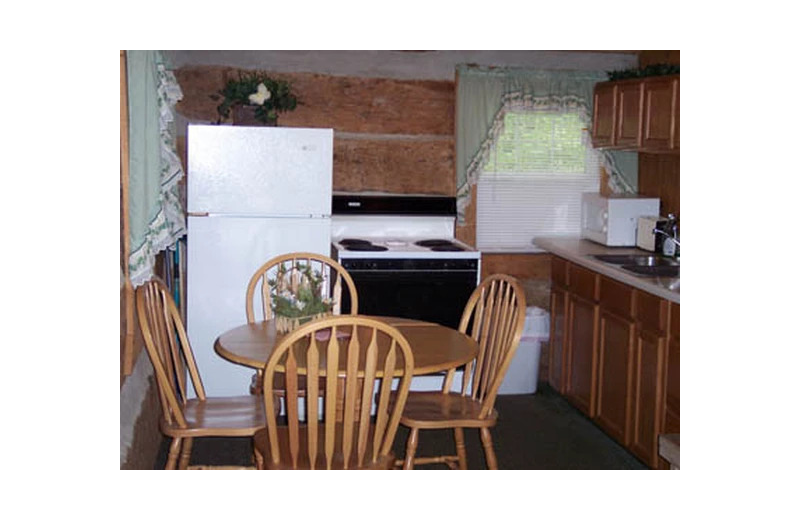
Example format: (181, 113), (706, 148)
(267, 264), (333, 318)
(606, 63), (680, 81)
(210, 71), (299, 124)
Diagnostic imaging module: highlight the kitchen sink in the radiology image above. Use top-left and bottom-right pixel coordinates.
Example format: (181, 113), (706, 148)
(591, 254), (679, 267)
(591, 253), (679, 278)
(620, 264), (680, 277)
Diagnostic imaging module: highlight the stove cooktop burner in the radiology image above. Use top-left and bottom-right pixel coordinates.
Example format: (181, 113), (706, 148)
(338, 239), (373, 246)
(429, 244), (465, 252)
(415, 239), (454, 247)
(344, 244), (389, 252)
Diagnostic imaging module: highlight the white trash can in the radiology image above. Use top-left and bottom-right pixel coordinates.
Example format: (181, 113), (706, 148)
(498, 306), (550, 395)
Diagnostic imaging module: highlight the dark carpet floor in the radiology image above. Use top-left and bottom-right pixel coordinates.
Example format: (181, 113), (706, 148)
(154, 384), (647, 470)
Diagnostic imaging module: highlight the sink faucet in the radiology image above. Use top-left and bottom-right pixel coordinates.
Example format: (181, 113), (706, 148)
(652, 228), (680, 247)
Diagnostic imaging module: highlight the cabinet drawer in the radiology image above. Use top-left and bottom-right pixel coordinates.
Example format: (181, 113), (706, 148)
(551, 255), (568, 288)
(600, 276), (635, 319)
(637, 291), (669, 332)
(569, 263), (599, 301)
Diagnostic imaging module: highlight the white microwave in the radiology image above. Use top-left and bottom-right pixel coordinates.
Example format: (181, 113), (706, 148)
(581, 193), (660, 246)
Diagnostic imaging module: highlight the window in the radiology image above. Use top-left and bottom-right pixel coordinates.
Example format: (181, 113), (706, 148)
(476, 111), (601, 251)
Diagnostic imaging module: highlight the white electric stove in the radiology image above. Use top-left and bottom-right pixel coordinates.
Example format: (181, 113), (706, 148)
(330, 193), (481, 326)
(330, 193), (481, 391)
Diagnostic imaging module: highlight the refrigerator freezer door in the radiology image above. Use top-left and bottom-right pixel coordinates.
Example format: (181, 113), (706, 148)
(187, 125), (333, 216)
(186, 215), (331, 397)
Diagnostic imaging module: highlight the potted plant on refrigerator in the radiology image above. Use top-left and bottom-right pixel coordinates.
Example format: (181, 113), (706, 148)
(211, 71), (299, 126)
(268, 264), (333, 333)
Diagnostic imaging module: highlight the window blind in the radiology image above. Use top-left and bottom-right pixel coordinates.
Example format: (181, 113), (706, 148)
(476, 111), (601, 251)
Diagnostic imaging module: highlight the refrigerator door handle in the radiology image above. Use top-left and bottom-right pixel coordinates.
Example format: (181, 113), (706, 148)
(188, 212), (209, 217)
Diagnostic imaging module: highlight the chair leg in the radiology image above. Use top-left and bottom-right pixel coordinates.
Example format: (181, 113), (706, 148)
(254, 446), (264, 470)
(403, 428), (420, 470)
(165, 437), (182, 470)
(454, 428), (468, 470)
(479, 427), (498, 470)
(178, 438), (193, 470)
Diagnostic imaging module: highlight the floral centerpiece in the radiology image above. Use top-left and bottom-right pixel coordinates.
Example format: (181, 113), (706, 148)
(268, 264), (333, 333)
(211, 71), (299, 125)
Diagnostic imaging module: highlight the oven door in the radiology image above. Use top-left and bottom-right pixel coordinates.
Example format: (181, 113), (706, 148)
(338, 258), (479, 329)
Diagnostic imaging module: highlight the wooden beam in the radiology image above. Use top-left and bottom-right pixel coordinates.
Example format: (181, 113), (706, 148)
(121, 50), (136, 377)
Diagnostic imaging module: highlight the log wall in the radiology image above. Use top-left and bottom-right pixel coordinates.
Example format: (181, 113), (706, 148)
(174, 66), (455, 196)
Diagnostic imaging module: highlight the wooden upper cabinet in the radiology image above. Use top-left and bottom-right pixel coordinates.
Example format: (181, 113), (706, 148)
(615, 81), (643, 149)
(591, 75), (679, 154)
(642, 77), (679, 152)
(592, 82), (616, 148)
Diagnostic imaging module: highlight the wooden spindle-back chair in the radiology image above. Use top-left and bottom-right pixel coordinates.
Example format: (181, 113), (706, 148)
(253, 315), (414, 469)
(398, 274), (526, 470)
(136, 278), (266, 469)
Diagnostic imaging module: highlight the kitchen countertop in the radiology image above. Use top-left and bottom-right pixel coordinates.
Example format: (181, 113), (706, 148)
(533, 237), (680, 304)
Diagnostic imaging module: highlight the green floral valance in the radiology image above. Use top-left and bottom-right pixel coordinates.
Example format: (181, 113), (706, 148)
(455, 64), (634, 222)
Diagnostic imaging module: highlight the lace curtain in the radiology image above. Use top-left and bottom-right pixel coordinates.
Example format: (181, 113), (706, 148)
(126, 50), (187, 286)
(455, 64), (635, 222)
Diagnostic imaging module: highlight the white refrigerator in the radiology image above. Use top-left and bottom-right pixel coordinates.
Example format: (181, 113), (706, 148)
(186, 124), (333, 397)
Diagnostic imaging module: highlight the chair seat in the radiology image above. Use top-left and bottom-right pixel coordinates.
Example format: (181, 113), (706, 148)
(399, 392), (498, 429)
(254, 425), (396, 470)
(161, 395), (267, 437)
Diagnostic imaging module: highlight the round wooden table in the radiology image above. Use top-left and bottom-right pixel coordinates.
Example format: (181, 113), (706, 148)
(215, 316), (478, 376)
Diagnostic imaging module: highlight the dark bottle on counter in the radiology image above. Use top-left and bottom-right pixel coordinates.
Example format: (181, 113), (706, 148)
(659, 214), (679, 257)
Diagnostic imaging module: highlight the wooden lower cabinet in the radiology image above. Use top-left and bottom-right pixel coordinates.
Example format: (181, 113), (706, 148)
(595, 276), (636, 444)
(566, 294), (599, 417)
(548, 286), (568, 393)
(664, 302), (680, 434)
(630, 326), (667, 466)
(631, 292), (670, 467)
(548, 255), (679, 469)
(659, 302), (680, 469)
(596, 309), (635, 444)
